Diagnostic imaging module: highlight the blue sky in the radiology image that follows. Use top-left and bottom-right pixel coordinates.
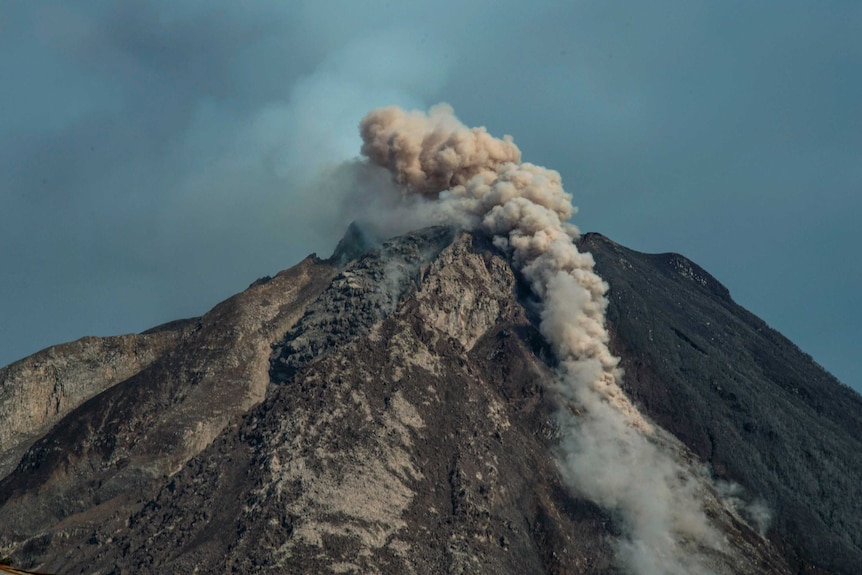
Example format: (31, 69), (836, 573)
(1, 1), (860, 391)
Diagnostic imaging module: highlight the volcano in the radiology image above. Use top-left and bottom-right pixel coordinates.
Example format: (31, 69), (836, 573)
(1, 225), (860, 574)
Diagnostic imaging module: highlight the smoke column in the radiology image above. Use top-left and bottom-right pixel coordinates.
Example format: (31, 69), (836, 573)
(359, 104), (729, 574)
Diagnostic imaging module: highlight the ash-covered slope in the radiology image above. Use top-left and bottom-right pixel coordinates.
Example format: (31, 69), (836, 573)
(0, 226), (856, 574)
(582, 232), (862, 575)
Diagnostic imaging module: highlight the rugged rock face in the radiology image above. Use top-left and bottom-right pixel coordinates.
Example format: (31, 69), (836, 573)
(583, 233), (862, 574)
(0, 227), (858, 574)
(0, 255), (336, 565)
(0, 332), (181, 480)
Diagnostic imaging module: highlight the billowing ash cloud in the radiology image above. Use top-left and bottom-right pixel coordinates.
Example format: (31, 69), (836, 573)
(359, 104), (731, 574)
(360, 105), (521, 197)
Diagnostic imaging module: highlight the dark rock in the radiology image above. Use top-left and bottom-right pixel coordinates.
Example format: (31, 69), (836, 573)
(328, 220), (380, 267)
(581, 232), (862, 574)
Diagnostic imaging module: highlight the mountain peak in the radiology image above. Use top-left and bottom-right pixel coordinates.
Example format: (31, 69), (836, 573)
(327, 221), (380, 267)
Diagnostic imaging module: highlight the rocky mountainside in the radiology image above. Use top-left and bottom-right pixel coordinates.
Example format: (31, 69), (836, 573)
(0, 226), (859, 574)
(584, 233), (862, 574)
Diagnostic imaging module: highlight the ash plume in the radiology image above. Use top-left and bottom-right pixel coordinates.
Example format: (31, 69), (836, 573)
(359, 104), (732, 574)
(360, 104), (521, 197)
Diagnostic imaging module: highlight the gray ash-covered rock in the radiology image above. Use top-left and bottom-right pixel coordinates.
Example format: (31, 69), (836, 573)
(271, 225), (455, 383)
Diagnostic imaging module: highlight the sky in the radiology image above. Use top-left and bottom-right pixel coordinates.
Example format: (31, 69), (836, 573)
(1, 1), (860, 392)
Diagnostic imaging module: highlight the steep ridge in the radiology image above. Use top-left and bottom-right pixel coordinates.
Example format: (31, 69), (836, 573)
(583, 232), (862, 574)
(0, 331), (183, 480)
(0, 227), (856, 574)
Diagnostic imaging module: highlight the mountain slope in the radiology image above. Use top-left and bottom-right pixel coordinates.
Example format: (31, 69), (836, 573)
(583, 232), (862, 574)
(0, 227), (857, 574)
(0, 331), (182, 480)
(0, 255), (336, 562)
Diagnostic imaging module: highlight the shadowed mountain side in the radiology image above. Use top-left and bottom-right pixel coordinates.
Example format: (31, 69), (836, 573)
(581, 232), (862, 575)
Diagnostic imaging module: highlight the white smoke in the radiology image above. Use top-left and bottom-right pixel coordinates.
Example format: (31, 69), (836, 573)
(716, 480), (773, 537)
(358, 104), (732, 574)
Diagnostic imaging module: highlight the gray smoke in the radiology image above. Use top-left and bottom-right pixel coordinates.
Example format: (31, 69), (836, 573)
(359, 104), (735, 574)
